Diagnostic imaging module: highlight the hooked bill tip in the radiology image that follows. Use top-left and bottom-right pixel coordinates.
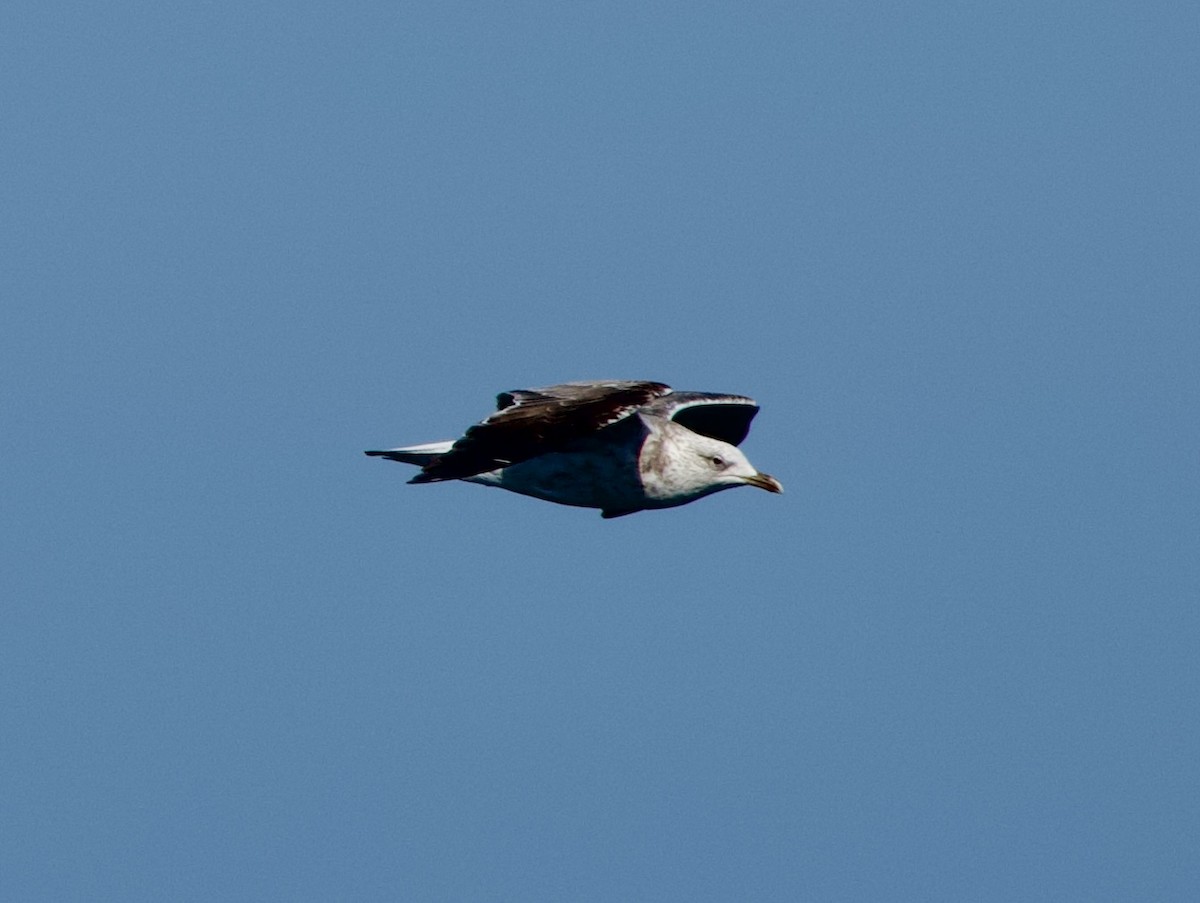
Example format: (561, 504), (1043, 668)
(745, 472), (783, 494)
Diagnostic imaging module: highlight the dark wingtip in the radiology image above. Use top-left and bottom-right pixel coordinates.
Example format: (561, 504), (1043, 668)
(364, 450), (385, 457)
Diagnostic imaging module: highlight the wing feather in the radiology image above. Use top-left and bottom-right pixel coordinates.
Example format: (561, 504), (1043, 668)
(646, 392), (761, 446)
(411, 380), (672, 482)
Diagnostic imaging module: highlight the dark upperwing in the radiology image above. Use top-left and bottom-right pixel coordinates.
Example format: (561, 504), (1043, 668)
(410, 380), (672, 482)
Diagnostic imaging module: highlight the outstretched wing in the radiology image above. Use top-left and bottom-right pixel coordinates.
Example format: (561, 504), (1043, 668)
(646, 391), (761, 446)
(411, 380), (672, 482)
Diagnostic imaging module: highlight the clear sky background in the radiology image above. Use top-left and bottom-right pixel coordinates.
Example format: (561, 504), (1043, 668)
(3, 2), (1198, 900)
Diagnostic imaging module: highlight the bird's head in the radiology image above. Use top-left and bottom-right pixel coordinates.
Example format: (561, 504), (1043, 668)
(648, 428), (783, 503)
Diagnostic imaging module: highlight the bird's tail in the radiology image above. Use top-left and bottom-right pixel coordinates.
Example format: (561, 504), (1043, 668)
(363, 440), (454, 466)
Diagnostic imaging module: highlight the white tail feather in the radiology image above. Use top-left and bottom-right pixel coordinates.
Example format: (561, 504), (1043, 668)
(364, 440), (454, 465)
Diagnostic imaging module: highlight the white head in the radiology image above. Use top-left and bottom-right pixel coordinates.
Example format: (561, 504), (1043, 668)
(642, 424), (783, 506)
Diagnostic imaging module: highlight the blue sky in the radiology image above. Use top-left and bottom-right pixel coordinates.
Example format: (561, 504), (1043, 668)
(3, 2), (1198, 900)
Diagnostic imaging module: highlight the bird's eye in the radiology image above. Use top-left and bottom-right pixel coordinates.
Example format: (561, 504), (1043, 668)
(710, 455), (725, 469)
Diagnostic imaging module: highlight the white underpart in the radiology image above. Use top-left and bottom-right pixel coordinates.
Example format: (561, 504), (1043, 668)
(463, 428), (645, 510)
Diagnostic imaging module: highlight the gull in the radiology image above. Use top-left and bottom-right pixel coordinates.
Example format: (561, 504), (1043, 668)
(365, 380), (782, 518)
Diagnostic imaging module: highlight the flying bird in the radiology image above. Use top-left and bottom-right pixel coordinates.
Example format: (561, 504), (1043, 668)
(365, 380), (782, 518)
